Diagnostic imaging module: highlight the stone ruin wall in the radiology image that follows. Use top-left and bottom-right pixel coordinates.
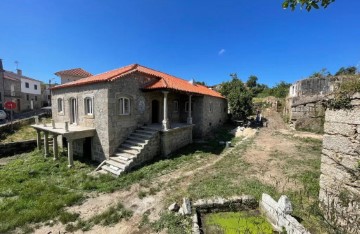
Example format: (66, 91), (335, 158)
(319, 93), (360, 233)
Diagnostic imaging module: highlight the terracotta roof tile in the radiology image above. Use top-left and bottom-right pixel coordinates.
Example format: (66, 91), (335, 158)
(55, 68), (92, 78)
(52, 64), (224, 99)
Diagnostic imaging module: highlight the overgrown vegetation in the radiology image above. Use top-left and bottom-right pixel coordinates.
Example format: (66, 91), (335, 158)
(327, 75), (360, 110)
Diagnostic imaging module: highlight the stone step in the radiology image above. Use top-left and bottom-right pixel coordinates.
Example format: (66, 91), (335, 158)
(102, 165), (123, 176)
(106, 159), (127, 170)
(139, 127), (159, 133)
(121, 143), (142, 151)
(130, 133), (152, 139)
(127, 135), (149, 143)
(124, 139), (146, 146)
(111, 156), (133, 164)
(135, 129), (154, 135)
(117, 147), (139, 156)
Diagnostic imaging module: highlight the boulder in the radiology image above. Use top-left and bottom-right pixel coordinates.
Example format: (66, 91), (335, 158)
(278, 195), (293, 215)
(182, 197), (192, 215)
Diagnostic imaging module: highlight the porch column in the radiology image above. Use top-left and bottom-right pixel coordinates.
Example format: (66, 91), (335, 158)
(52, 134), (58, 160)
(36, 129), (41, 150)
(44, 131), (49, 157)
(67, 139), (74, 168)
(162, 91), (170, 130)
(187, 94), (193, 124)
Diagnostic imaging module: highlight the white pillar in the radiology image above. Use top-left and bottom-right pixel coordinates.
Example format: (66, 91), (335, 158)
(187, 95), (193, 124)
(162, 91), (170, 130)
(52, 134), (58, 160)
(67, 139), (74, 168)
(36, 129), (41, 150)
(44, 131), (49, 157)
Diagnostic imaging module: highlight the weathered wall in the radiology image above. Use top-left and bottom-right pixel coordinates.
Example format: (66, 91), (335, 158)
(0, 140), (37, 157)
(290, 102), (325, 133)
(52, 84), (109, 162)
(161, 125), (193, 156)
(319, 93), (360, 233)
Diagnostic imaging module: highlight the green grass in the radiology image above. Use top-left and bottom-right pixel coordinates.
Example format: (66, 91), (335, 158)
(204, 211), (274, 234)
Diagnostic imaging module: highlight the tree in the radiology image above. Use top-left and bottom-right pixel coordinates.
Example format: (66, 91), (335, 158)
(246, 75), (258, 88)
(335, 66), (357, 76)
(220, 74), (253, 120)
(282, 0), (335, 11)
(271, 81), (292, 98)
(309, 68), (331, 78)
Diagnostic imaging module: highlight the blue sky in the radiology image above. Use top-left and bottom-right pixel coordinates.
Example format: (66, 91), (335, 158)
(0, 0), (359, 86)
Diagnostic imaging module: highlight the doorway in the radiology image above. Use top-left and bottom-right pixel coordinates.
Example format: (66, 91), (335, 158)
(152, 100), (159, 123)
(70, 98), (77, 124)
(83, 137), (92, 160)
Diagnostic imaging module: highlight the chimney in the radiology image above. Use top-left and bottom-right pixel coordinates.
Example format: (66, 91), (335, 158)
(0, 59), (4, 72)
(17, 69), (22, 76)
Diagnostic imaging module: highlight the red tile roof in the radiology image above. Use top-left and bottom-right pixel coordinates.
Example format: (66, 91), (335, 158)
(55, 68), (92, 78)
(52, 64), (224, 99)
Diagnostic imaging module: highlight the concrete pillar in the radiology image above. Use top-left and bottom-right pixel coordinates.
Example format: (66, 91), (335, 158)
(65, 121), (69, 132)
(162, 91), (170, 130)
(52, 134), (58, 160)
(34, 116), (39, 124)
(44, 131), (49, 157)
(51, 119), (55, 129)
(36, 129), (41, 150)
(187, 94), (193, 124)
(67, 139), (74, 168)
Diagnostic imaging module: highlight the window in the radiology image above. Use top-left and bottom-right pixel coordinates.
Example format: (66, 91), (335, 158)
(25, 82), (29, 88)
(34, 84), (38, 90)
(119, 97), (130, 115)
(57, 98), (63, 113)
(173, 100), (179, 112)
(35, 96), (37, 101)
(84, 97), (93, 115)
(26, 94), (29, 101)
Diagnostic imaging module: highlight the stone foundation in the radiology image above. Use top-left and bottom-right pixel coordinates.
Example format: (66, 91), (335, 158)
(160, 125), (193, 156)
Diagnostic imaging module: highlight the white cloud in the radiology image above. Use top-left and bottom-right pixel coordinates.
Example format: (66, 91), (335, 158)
(218, 49), (226, 55)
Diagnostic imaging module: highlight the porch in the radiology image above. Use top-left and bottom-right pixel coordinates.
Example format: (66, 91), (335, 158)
(31, 116), (96, 168)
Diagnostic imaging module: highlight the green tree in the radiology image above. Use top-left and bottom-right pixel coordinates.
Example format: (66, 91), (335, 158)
(246, 75), (258, 88)
(282, 0), (335, 11)
(220, 74), (253, 119)
(271, 81), (292, 98)
(309, 68), (331, 78)
(335, 66), (357, 76)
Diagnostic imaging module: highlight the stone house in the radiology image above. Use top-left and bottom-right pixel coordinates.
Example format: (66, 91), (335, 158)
(0, 59), (42, 112)
(33, 64), (227, 175)
(55, 68), (92, 84)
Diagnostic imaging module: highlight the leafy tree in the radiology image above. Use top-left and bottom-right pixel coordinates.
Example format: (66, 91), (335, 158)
(309, 68), (331, 78)
(246, 75), (258, 88)
(271, 81), (292, 98)
(335, 66), (357, 76)
(220, 74), (253, 119)
(282, 0), (335, 11)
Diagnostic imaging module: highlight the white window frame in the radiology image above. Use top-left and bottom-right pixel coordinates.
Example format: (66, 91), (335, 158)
(84, 97), (94, 116)
(119, 97), (130, 115)
(57, 98), (63, 113)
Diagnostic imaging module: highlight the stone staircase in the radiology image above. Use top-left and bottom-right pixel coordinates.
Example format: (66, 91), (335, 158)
(96, 126), (159, 176)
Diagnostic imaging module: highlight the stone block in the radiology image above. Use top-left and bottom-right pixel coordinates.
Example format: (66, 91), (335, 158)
(324, 122), (355, 136)
(323, 134), (358, 155)
(182, 197), (191, 215)
(278, 195), (293, 215)
(325, 108), (360, 125)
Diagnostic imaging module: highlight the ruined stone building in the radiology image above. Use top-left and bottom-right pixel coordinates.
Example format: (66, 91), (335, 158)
(33, 64), (227, 175)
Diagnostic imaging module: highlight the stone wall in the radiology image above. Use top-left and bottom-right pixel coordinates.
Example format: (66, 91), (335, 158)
(0, 139), (37, 157)
(319, 93), (360, 233)
(289, 101), (325, 133)
(161, 125), (193, 156)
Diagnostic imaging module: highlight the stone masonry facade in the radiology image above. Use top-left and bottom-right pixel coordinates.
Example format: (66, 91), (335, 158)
(319, 93), (360, 233)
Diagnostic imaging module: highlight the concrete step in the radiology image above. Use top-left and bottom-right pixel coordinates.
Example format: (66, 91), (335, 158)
(106, 159), (127, 170)
(121, 143), (142, 151)
(135, 129), (154, 135)
(130, 133), (152, 139)
(114, 151), (137, 159)
(140, 127), (160, 132)
(111, 156), (133, 164)
(102, 165), (123, 176)
(117, 148), (139, 156)
(124, 139), (146, 146)
(127, 136), (149, 143)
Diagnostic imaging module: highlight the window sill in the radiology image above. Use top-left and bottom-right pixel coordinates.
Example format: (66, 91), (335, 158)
(84, 115), (95, 119)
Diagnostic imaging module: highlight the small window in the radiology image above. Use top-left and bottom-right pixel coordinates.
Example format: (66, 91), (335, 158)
(173, 100), (179, 112)
(57, 98), (63, 113)
(84, 97), (93, 115)
(25, 82), (29, 88)
(26, 94), (29, 101)
(34, 84), (38, 90)
(119, 97), (130, 115)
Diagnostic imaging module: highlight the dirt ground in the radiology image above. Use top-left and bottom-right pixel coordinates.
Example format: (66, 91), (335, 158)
(34, 109), (322, 234)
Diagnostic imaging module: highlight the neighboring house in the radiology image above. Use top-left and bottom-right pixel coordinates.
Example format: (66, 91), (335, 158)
(33, 64), (227, 175)
(0, 59), (42, 112)
(55, 68), (92, 84)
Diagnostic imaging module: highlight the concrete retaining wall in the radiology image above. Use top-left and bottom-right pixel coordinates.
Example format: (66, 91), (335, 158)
(0, 139), (37, 157)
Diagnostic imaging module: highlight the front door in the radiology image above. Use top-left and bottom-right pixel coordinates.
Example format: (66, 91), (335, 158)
(152, 100), (159, 123)
(70, 98), (77, 124)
